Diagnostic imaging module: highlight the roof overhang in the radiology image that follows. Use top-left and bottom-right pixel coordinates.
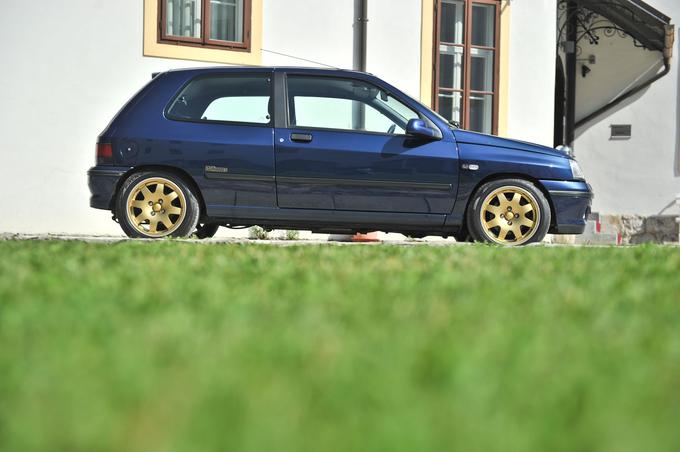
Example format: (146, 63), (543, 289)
(574, 0), (673, 54)
(560, 1), (676, 131)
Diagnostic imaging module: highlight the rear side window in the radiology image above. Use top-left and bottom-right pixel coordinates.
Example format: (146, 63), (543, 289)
(166, 74), (272, 125)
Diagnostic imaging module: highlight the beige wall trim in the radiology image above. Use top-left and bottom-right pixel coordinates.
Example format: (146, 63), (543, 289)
(420, 0), (510, 135)
(497, 1), (511, 137)
(143, 0), (262, 66)
(420, 0), (435, 107)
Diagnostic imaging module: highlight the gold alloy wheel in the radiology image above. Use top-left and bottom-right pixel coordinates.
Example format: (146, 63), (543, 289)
(479, 186), (540, 245)
(126, 177), (186, 237)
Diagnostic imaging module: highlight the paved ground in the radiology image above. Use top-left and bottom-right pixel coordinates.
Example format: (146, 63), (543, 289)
(0, 232), (466, 246)
(3, 232), (677, 246)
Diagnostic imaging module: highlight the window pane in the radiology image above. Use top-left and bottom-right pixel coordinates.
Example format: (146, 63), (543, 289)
(288, 76), (419, 134)
(203, 96), (269, 123)
(166, 74), (271, 124)
(166, 0), (202, 38)
(437, 91), (463, 124)
(378, 94), (420, 125)
(472, 3), (495, 47)
(372, 92), (420, 133)
(365, 102), (406, 133)
(439, 45), (464, 90)
(210, 0), (244, 42)
(469, 94), (493, 133)
(440, 0), (465, 44)
(470, 48), (494, 92)
(293, 97), (354, 130)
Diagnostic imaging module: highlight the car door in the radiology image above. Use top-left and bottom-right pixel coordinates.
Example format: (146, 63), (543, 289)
(274, 73), (458, 214)
(163, 71), (276, 215)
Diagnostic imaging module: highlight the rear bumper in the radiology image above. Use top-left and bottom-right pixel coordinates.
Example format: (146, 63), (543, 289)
(87, 166), (131, 210)
(541, 180), (594, 235)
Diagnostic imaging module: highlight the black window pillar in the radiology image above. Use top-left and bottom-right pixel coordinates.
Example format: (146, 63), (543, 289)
(554, 55), (566, 148)
(564, 1), (578, 147)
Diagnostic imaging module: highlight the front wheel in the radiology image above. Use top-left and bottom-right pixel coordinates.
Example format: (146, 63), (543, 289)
(466, 179), (551, 246)
(116, 171), (200, 239)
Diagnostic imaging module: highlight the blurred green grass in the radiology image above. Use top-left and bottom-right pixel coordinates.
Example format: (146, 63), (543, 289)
(1, 240), (680, 452)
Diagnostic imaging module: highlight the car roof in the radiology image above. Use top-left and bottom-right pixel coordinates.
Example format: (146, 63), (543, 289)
(163, 66), (370, 77)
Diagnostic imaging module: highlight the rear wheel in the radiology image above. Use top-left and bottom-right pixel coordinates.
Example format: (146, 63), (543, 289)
(116, 171), (200, 239)
(467, 179), (550, 246)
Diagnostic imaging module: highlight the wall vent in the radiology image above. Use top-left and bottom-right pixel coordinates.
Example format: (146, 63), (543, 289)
(610, 124), (632, 140)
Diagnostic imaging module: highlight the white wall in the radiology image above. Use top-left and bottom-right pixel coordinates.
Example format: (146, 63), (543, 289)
(574, 0), (680, 215)
(261, 0), (422, 98)
(0, 0), (218, 235)
(261, 0), (354, 69)
(0, 0), (360, 235)
(366, 0), (422, 99)
(506, 0), (556, 147)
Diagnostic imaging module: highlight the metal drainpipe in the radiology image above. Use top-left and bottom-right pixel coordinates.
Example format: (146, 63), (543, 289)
(359, 0), (368, 72)
(353, 0), (368, 129)
(575, 25), (675, 129)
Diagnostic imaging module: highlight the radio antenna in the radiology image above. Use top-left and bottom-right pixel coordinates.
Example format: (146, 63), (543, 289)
(261, 49), (341, 69)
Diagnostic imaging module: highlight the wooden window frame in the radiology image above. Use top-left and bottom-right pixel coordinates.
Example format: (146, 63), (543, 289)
(159, 0), (252, 52)
(433, 0), (501, 134)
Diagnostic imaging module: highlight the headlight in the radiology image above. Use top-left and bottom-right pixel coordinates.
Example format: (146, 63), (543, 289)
(569, 159), (585, 180)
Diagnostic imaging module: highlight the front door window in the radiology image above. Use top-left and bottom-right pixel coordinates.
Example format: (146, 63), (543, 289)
(286, 76), (421, 135)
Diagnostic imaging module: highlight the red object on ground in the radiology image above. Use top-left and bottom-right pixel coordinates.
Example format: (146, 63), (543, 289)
(352, 232), (379, 242)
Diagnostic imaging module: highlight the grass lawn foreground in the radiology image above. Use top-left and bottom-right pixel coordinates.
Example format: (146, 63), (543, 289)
(1, 240), (680, 452)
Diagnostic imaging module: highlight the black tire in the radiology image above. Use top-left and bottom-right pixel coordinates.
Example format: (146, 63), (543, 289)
(452, 227), (472, 243)
(116, 171), (200, 239)
(194, 223), (220, 239)
(466, 178), (551, 246)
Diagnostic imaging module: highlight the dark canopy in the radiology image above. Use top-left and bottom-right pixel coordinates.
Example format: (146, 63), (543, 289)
(576, 0), (672, 52)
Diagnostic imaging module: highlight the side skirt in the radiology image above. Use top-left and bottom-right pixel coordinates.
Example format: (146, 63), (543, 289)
(205, 205), (453, 235)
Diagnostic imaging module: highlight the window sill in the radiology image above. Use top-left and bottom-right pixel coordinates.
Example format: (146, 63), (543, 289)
(158, 38), (251, 53)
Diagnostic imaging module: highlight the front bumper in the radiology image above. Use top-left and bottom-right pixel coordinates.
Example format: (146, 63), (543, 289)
(87, 166), (132, 210)
(540, 180), (594, 235)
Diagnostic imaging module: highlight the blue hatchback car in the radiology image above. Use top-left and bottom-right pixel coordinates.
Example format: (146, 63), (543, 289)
(88, 67), (592, 245)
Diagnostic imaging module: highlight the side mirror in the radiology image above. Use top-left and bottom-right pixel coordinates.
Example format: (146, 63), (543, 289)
(406, 119), (442, 140)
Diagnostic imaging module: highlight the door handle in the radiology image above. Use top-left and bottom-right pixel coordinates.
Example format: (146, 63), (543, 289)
(290, 133), (313, 143)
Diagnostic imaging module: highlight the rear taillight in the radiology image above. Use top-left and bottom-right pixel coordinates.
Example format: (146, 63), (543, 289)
(96, 143), (113, 165)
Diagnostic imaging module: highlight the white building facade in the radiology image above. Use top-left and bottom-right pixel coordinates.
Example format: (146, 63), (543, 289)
(0, 0), (676, 235)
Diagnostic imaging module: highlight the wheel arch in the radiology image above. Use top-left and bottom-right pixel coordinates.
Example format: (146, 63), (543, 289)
(462, 173), (557, 229)
(110, 165), (207, 218)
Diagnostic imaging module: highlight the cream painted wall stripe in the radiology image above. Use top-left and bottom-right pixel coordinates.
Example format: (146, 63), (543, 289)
(420, 0), (435, 107)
